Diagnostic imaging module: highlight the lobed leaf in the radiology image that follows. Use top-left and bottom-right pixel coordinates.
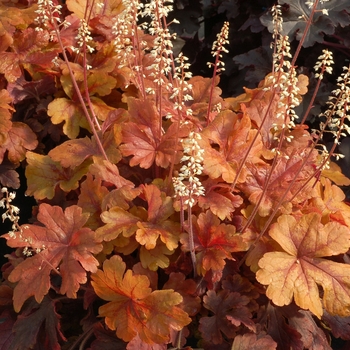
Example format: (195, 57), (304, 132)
(256, 213), (350, 318)
(25, 151), (89, 200)
(4, 204), (103, 311)
(91, 255), (191, 344)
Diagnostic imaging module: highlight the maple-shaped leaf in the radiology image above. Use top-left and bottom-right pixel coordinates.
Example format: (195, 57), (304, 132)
(231, 333), (277, 350)
(47, 97), (91, 139)
(25, 151), (89, 200)
(239, 148), (316, 217)
(120, 121), (182, 169)
(120, 97), (187, 168)
(91, 255), (191, 344)
(7, 75), (56, 104)
(48, 137), (95, 168)
(0, 89), (14, 145)
(199, 289), (255, 344)
(256, 213), (350, 318)
(9, 296), (66, 350)
(77, 174), (109, 230)
(0, 122), (38, 164)
(96, 206), (139, 242)
(201, 110), (263, 183)
(4, 204), (103, 312)
(181, 210), (248, 276)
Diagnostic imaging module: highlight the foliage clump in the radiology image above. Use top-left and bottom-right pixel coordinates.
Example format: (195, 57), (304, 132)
(1, 0), (350, 349)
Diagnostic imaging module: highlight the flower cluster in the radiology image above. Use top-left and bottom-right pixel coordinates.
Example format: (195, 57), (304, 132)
(314, 49), (334, 80)
(34, 0), (62, 32)
(173, 132), (205, 207)
(0, 188), (20, 239)
(207, 21), (229, 73)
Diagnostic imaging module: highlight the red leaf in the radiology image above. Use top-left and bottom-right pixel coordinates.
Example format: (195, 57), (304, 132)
(199, 290), (255, 344)
(163, 272), (201, 316)
(3, 204), (103, 312)
(10, 297), (66, 350)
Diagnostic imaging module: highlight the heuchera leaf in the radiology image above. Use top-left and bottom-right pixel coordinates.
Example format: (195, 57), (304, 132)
(91, 255), (191, 345)
(0, 28), (59, 83)
(48, 137), (96, 168)
(199, 290), (255, 345)
(231, 333), (277, 350)
(201, 110), (262, 183)
(89, 158), (134, 188)
(25, 151), (89, 200)
(0, 122), (38, 164)
(256, 213), (350, 318)
(0, 89), (14, 145)
(3, 204), (103, 312)
(120, 98), (184, 168)
(260, 0), (340, 47)
(47, 97), (90, 139)
(181, 210), (248, 277)
(9, 297), (66, 350)
(136, 184), (179, 251)
(77, 173), (109, 230)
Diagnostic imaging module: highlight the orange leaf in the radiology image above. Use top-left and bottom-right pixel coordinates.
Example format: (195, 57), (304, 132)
(0, 89), (14, 145)
(256, 213), (350, 318)
(91, 255), (191, 344)
(139, 243), (174, 271)
(48, 137), (95, 168)
(3, 204), (103, 312)
(89, 157), (134, 188)
(47, 98), (90, 139)
(77, 173), (109, 230)
(202, 110), (262, 183)
(321, 161), (350, 186)
(181, 210), (248, 276)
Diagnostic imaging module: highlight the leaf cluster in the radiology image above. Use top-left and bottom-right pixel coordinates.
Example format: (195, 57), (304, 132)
(1, 0), (350, 349)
